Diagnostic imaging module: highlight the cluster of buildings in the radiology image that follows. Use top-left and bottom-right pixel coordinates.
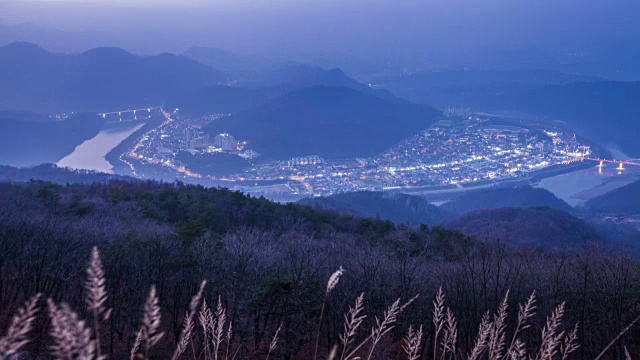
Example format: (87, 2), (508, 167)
(228, 117), (591, 196)
(186, 131), (239, 152)
(123, 109), (592, 197)
(124, 112), (259, 178)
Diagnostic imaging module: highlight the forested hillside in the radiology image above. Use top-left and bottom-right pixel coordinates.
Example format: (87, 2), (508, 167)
(586, 179), (640, 215)
(0, 175), (638, 359)
(441, 186), (573, 214)
(443, 206), (602, 248)
(298, 191), (453, 225)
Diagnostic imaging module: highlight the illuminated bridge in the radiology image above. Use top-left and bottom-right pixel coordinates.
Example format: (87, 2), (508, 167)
(584, 157), (640, 171)
(97, 107), (162, 121)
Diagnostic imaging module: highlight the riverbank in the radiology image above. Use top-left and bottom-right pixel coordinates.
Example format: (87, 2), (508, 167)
(106, 115), (164, 175)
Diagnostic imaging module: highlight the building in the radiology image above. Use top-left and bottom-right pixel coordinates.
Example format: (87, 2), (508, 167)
(287, 155), (324, 167)
(443, 107), (471, 118)
(238, 150), (260, 159)
(213, 133), (238, 152)
(189, 134), (211, 150)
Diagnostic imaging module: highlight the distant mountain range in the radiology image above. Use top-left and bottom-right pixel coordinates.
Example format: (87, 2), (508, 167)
(298, 191), (453, 226)
(0, 42), (226, 112)
(0, 42), (408, 118)
(441, 186), (573, 214)
(185, 46), (393, 95)
(443, 207), (602, 249)
(203, 85), (441, 159)
(184, 46), (278, 74)
(373, 69), (601, 106)
(166, 66), (401, 116)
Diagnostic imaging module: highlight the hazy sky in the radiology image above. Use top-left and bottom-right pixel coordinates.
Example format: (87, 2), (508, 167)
(1, 0), (639, 75)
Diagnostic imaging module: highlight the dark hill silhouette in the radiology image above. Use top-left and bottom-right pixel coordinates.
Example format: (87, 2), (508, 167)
(204, 86), (441, 159)
(0, 163), (134, 184)
(167, 85), (278, 115)
(585, 179), (640, 216)
(373, 69), (600, 105)
(184, 46), (278, 74)
(0, 110), (104, 167)
(0, 42), (226, 112)
(185, 47), (401, 103)
(441, 186), (573, 214)
(298, 191), (453, 226)
(444, 207), (602, 249)
(169, 67), (403, 116)
(501, 81), (640, 157)
(375, 73), (640, 157)
(242, 64), (402, 102)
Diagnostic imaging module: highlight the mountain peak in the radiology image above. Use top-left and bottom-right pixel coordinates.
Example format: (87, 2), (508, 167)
(80, 46), (136, 60)
(0, 41), (50, 55)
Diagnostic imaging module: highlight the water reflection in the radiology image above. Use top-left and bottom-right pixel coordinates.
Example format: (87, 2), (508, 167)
(536, 164), (640, 206)
(58, 123), (144, 173)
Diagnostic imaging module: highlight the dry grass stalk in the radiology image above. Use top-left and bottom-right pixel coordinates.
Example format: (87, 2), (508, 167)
(265, 323), (282, 360)
(339, 293), (366, 360)
(433, 287), (446, 360)
(625, 347), (632, 360)
(441, 308), (458, 358)
(342, 295), (416, 360)
(468, 312), (491, 360)
(172, 312), (194, 360)
(506, 292), (536, 356)
(402, 325), (423, 360)
(225, 321), (233, 360)
(86, 247), (110, 360)
(199, 298), (213, 359)
(509, 339), (527, 360)
(560, 324), (579, 360)
(327, 345), (338, 360)
(365, 298), (401, 360)
(131, 286), (164, 360)
(0, 294), (41, 359)
(314, 267), (345, 360)
(326, 267), (345, 295)
(48, 299), (97, 360)
(535, 302), (566, 360)
(130, 329), (142, 360)
(488, 291), (510, 360)
(212, 296), (227, 360)
(172, 280), (206, 360)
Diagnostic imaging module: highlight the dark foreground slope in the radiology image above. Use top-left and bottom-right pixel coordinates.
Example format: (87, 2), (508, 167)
(444, 206), (602, 248)
(204, 86), (440, 159)
(0, 164), (134, 183)
(0, 173), (637, 358)
(441, 186), (573, 214)
(299, 191), (453, 225)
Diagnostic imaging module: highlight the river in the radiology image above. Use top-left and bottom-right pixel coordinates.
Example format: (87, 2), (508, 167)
(57, 122), (145, 173)
(535, 164), (640, 206)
